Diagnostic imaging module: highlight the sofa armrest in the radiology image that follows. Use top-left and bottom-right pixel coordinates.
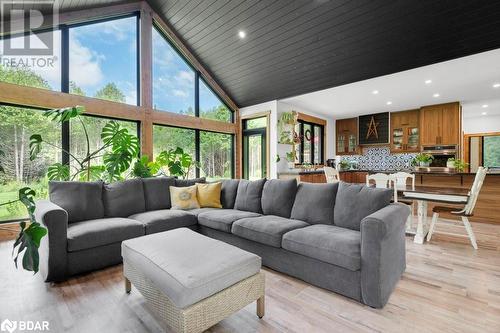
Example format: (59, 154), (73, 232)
(35, 200), (68, 282)
(360, 203), (409, 308)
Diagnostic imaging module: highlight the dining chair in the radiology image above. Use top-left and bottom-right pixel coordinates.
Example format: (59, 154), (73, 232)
(366, 173), (391, 188)
(389, 172), (415, 231)
(323, 167), (340, 183)
(426, 167), (488, 249)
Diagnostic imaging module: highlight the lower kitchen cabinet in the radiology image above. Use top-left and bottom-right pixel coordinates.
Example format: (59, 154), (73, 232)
(339, 171), (368, 184)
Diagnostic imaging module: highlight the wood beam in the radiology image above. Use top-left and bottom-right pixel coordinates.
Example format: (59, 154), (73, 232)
(140, 3), (154, 158)
(151, 111), (236, 134)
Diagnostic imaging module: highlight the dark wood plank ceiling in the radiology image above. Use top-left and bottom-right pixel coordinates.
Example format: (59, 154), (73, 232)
(27, 0), (500, 107)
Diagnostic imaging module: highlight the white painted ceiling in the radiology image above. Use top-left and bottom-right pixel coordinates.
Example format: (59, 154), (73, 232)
(282, 48), (500, 119)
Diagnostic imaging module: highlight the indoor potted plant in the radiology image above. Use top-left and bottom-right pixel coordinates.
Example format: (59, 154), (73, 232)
(413, 153), (434, 167)
(447, 158), (468, 172)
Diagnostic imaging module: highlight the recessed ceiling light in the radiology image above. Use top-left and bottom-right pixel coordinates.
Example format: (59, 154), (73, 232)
(238, 30), (246, 38)
(372, 90), (379, 95)
(425, 79), (432, 84)
(493, 83), (500, 88)
(433, 93), (440, 98)
(386, 101), (392, 105)
(482, 111), (488, 116)
(482, 104), (489, 108)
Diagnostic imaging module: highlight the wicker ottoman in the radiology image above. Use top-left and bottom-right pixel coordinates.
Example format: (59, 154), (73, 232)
(122, 228), (265, 333)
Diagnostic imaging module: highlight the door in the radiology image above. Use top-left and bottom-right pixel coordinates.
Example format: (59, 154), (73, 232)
(440, 104), (461, 144)
(420, 106), (441, 145)
(243, 117), (267, 180)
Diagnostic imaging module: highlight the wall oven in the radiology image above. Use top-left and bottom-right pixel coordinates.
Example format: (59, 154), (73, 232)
(421, 145), (457, 168)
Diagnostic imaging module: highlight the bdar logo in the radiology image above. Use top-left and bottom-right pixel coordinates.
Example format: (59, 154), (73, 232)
(1, 319), (17, 333)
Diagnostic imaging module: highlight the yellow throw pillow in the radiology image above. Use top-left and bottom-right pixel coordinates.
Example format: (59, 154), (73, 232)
(196, 182), (222, 208)
(170, 185), (200, 210)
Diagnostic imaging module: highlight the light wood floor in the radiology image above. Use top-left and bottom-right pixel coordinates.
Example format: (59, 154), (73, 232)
(1, 220), (500, 333)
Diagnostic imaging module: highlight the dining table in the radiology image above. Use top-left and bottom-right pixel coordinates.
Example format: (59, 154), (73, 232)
(395, 185), (470, 244)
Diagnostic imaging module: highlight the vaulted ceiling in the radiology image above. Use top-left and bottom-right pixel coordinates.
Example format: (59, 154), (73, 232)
(28, 0), (500, 107)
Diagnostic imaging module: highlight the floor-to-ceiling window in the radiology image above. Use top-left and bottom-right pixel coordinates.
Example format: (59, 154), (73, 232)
(295, 120), (324, 165)
(199, 78), (232, 122)
(243, 117), (267, 180)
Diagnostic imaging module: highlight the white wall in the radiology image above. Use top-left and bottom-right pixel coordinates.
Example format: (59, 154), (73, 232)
(463, 115), (500, 134)
(240, 101), (279, 178)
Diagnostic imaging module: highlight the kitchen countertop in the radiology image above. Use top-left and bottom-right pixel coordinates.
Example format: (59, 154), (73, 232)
(278, 168), (500, 176)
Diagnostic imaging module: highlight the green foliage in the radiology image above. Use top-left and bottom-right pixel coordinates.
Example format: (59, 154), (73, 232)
(47, 163), (70, 181)
(78, 166), (105, 182)
(156, 147), (199, 179)
(94, 83), (125, 103)
(413, 153), (434, 165)
(285, 151), (296, 162)
(339, 160), (351, 170)
(28, 134), (43, 161)
(44, 105), (84, 123)
(132, 156), (155, 178)
(0, 187), (48, 273)
(448, 158), (468, 172)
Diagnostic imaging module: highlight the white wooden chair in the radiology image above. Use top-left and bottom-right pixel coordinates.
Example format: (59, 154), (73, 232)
(323, 167), (340, 183)
(366, 173), (391, 188)
(389, 172), (416, 231)
(426, 167), (488, 249)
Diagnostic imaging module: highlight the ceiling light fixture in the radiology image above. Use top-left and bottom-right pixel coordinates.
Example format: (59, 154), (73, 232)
(386, 101), (392, 105)
(482, 112), (488, 116)
(433, 93), (440, 98)
(482, 104), (489, 108)
(493, 83), (500, 88)
(425, 79), (432, 84)
(238, 30), (246, 38)
(372, 90), (379, 95)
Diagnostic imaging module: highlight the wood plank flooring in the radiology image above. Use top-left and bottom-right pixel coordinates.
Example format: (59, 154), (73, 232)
(1, 221), (500, 333)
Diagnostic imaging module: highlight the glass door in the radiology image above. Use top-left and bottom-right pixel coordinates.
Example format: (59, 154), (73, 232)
(243, 117), (267, 180)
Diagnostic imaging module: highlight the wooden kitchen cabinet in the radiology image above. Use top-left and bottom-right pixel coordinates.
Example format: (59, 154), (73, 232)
(390, 109), (420, 153)
(420, 102), (461, 146)
(339, 171), (367, 183)
(299, 173), (326, 183)
(336, 118), (359, 155)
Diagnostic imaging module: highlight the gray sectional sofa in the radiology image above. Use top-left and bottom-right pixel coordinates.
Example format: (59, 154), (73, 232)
(35, 177), (409, 308)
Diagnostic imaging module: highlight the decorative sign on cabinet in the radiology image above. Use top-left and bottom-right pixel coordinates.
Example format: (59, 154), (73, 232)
(358, 112), (389, 145)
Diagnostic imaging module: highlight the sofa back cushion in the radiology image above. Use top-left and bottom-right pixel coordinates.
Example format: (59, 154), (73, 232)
(49, 181), (104, 223)
(334, 182), (393, 231)
(234, 179), (266, 213)
(175, 177), (206, 187)
(220, 179), (239, 209)
(142, 176), (176, 211)
(103, 178), (146, 217)
(261, 179), (297, 218)
(290, 182), (338, 225)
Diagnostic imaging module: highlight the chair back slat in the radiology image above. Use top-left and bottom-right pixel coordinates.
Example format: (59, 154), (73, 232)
(464, 167), (488, 215)
(389, 172), (415, 203)
(366, 173), (391, 188)
(323, 167), (340, 183)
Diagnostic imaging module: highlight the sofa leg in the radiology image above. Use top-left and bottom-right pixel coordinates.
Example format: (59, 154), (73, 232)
(256, 295), (265, 318)
(125, 277), (131, 294)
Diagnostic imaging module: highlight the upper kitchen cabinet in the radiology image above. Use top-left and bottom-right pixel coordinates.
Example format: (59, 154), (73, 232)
(390, 109), (420, 153)
(420, 102), (461, 146)
(336, 117), (359, 155)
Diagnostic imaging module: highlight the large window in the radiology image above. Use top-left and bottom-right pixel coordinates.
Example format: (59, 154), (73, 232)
(295, 120), (324, 165)
(152, 27), (195, 115)
(153, 125), (196, 178)
(0, 105), (61, 221)
(199, 78), (232, 122)
(0, 30), (62, 91)
(69, 16), (138, 104)
(200, 131), (233, 181)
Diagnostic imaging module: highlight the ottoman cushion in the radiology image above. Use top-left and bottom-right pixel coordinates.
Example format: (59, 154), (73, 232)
(121, 228), (261, 308)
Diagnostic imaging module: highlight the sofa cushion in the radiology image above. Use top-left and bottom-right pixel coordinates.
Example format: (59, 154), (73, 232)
(49, 181), (104, 223)
(290, 182), (339, 225)
(142, 176), (176, 210)
(261, 179), (297, 218)
(121, 228), (261, 308)
(282, 224), (361, 271)
(196, 182), (222, 208)
(221, 179), (240, 209)
(67, 217), (144, 252)
(129, 209), (197, 234)
(334, 182), (393, 231)
(198, 209), (261, 233)
(103, 179), (146, 218)
(175, 177), (206, 187)
(170, 185), (200, 210)
(234, 179), (266, 213)
(187, 207), (219, 216)
(231, 215), (308, 248)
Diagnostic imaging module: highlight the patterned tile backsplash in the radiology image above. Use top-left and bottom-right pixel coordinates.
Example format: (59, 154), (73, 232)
(339, 147), (417, 171)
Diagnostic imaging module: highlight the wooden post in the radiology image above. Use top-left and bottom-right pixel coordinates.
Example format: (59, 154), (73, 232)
(256, 295), (265, 318)
(140, 3), (154, 159)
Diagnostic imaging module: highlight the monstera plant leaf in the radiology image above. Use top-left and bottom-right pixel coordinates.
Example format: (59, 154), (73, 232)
(44, 105), (84, 123)
(132, 156), (154, 178)
(12, 187), (47, 273)
(78, 165), (105, 181)
(103, 151), (133, 182)
(29, 134), (43, 161)
(47, 163), (70, 181)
